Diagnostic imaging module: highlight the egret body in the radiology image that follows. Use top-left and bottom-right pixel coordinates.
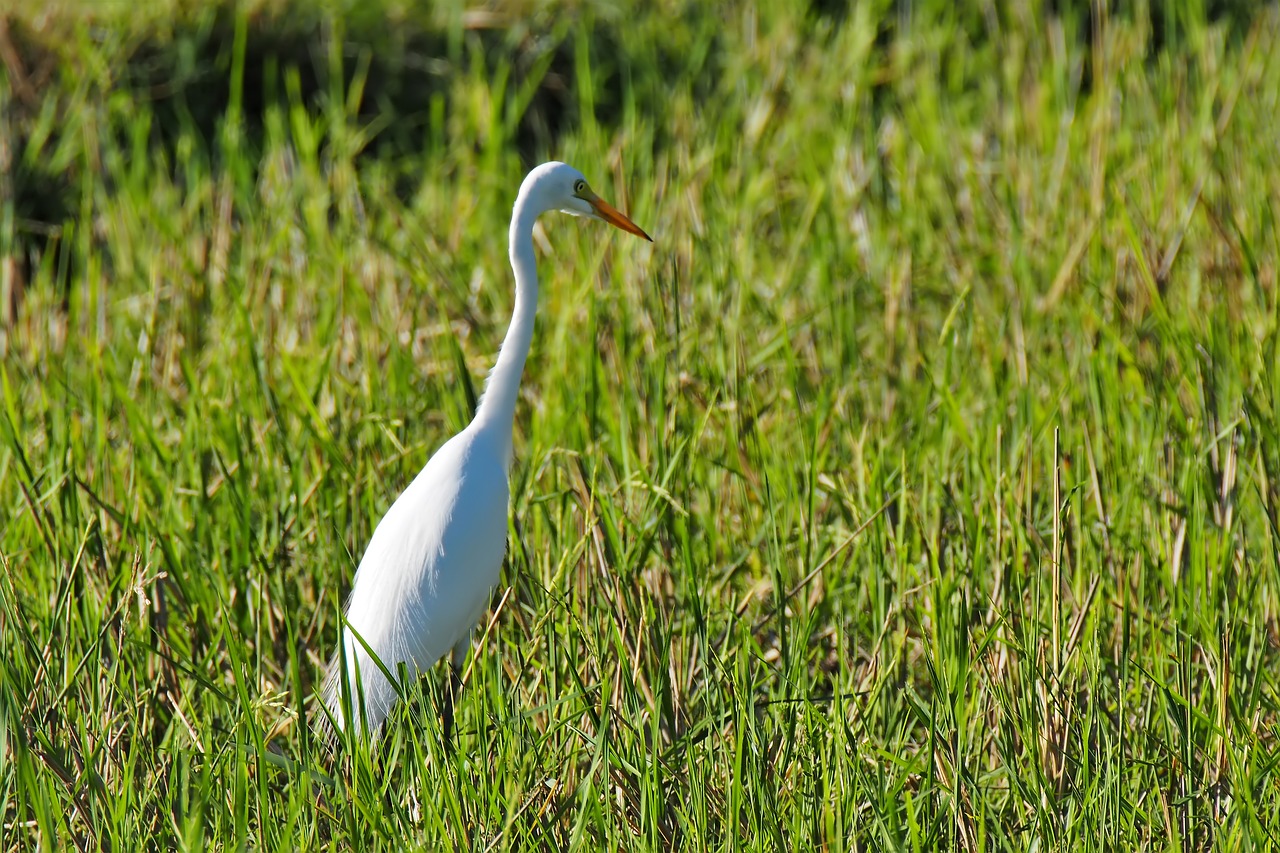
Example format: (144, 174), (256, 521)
(323, 162), (651, 737)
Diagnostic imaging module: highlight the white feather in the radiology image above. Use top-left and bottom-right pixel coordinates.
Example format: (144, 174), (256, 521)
(319, 161), (649, 739)
(323, 427), (507, 734)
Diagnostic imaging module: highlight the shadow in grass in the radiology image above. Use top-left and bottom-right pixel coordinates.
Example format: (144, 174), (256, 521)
(1, 0), (724, 320)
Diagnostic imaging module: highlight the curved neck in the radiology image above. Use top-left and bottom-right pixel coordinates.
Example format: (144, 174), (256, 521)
(472, 198), (540, 459)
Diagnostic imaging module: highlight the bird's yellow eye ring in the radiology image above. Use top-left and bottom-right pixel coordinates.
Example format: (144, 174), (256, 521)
(574, 179), (586, 194)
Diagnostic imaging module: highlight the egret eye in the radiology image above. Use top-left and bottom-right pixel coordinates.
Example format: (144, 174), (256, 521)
(574, 179), (586, 194)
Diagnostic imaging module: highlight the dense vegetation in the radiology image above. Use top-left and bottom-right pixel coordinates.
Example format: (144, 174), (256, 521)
(2, 0), (1278, 848)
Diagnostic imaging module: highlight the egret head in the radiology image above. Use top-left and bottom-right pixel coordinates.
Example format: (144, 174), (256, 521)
(521, 161), (652, 242)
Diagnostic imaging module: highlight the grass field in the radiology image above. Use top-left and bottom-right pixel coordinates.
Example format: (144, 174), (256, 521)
(2, 0), (1280, 848)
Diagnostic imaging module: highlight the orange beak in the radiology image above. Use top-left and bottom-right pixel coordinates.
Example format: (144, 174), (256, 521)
(585, 192), (653, 242)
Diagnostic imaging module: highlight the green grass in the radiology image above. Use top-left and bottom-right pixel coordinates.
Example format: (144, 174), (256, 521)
(3, 0), (1280, 848)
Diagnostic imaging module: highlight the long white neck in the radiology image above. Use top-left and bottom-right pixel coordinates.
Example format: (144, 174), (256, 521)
(472, 191), (540, 463)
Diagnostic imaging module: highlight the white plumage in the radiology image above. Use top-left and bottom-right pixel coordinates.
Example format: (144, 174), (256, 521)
(322, 161), (651, 737)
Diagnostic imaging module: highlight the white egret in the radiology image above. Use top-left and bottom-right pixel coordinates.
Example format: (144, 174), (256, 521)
(322, 161), (651, 739)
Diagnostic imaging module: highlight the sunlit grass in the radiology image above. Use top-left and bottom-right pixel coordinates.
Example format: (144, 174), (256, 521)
(2, 1), (1279, 849)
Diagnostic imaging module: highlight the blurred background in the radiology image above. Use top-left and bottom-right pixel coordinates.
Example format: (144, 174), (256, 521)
(0, 0), (1262, 318)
